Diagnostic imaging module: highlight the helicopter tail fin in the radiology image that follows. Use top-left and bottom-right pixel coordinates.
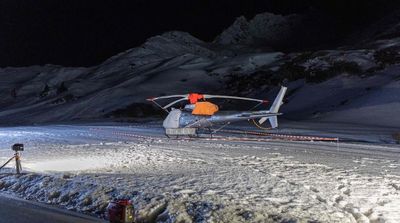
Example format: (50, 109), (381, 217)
(258, 86), (287, 127)
(269, 86), (287, 113)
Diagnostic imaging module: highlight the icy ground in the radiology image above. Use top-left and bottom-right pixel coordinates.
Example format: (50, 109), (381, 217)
(0, 123), (399, 222)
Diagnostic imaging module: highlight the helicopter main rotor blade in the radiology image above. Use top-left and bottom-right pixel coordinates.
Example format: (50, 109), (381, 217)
(147, 93), (267, 110)
(203, 95), (267, 103)
(147, 95), (189, 101)
(163, 98), (189, 109)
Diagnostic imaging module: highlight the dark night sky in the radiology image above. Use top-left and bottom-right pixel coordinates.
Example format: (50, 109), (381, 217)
(0, 0), (399, 67)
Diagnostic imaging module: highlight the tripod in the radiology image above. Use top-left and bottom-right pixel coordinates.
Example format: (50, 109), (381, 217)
(0, 151), (22, 174)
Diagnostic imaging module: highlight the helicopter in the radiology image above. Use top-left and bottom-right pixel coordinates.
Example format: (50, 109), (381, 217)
(147, 86), (287, 137)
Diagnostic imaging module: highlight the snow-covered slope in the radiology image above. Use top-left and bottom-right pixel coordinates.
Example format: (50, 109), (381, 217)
(0, 30), (285, 124)
(0, 12), (399, 128)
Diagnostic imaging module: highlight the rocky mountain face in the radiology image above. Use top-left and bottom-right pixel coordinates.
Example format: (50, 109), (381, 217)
(0, 12), (399, 127)
(214, 13), (302, 47)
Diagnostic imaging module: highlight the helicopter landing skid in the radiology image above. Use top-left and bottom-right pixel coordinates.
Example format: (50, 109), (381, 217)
(165, 128), (198, 138)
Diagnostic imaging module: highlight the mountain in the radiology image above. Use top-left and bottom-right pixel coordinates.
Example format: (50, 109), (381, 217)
(214, 13), (302, 47)
(0, 12), (399, 128)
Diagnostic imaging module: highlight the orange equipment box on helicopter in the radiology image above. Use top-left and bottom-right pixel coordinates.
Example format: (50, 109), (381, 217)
(192, 102), (219, 115)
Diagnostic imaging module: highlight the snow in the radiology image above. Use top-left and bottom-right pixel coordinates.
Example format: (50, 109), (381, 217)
(300, 50), (376, 71)
(320, 78), (400, 125)
(0, 124), (399, 222)
(0, 39), (397, 129)
(281, 65), (400, 127)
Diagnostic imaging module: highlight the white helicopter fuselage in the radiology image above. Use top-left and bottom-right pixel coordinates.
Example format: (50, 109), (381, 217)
(162, 86), (287, 136)
(163, 109), (280, 129)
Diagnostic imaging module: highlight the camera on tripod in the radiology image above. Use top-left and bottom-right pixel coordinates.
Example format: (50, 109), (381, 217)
(12, 143), (24, 152)
(0, 143), (24, 174)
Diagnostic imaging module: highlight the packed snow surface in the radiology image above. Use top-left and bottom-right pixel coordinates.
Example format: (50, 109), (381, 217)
(0, 123), (399, 222)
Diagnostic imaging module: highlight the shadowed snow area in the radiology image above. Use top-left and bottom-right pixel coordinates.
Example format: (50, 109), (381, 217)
(0, 124), (399, 222)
